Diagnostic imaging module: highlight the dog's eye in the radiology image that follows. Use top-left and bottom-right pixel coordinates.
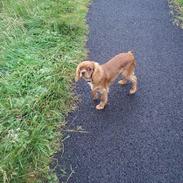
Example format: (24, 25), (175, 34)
(87, 67), (92, 71)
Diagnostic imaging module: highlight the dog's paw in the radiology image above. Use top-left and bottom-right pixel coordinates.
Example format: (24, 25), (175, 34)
(118, 80), (127, 86)
(96, 104), (105, 110)
(129, 88), (137, 95)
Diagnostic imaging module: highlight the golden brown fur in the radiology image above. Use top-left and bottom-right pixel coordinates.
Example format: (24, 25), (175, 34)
(75, 51), (138, 110)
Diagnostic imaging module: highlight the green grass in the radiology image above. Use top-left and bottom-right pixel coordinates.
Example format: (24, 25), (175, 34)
(176, 0), (183, 6)
(0, 0), (89, 182)
(170, 0), (183, 27)
(174, 0), (183, 9)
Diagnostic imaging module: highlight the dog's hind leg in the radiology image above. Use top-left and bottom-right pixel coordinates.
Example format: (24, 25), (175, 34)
(118, 78), (127, 85)
(118, 70), (128, 86)
(120, 61), (138, 94)
(128, 72), (137, 94)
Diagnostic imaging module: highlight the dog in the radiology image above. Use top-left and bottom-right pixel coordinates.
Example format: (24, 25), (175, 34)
(75, 51), (138, 110)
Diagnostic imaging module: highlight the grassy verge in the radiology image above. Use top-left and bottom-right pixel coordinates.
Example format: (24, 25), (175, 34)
(169, 0), (183, 28)
(0, 0), (89, 182)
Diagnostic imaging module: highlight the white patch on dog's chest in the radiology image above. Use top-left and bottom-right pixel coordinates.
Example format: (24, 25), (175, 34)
(87, 82), (93, 90)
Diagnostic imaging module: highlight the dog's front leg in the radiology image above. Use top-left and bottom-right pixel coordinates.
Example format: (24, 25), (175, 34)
(96, 88), (108, 110)
(88, 83), (98, 100)
(91, 89), (98, 100)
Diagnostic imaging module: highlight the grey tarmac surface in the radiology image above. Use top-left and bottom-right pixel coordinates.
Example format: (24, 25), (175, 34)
(55, 0), (183, 182)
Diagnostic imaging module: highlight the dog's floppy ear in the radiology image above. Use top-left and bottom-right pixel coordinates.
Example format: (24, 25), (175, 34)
(91, 62), (103, 82)
(75, 63), (81, 81)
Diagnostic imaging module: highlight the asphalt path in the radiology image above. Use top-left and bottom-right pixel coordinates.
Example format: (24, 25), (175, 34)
(55, 0), (183, 182)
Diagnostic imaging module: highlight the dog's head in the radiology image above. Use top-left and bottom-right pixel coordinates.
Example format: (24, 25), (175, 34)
(75, 61), (95, 82)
